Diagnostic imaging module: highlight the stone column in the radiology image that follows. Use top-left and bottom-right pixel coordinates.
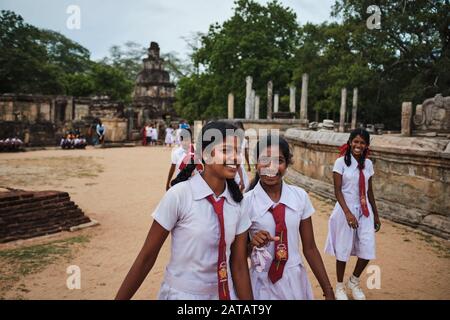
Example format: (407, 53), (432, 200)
(401, 102), (413, 136)
(300, 73), (308, 120)
(65, 98), (74, 121)
(227, 93), (234, 119)
(245, 76), (253, 119)
(267, 81), (273, 119)
(289, 86), (296, 114)
(254, 95), (260, 120)
(351, 88), (358, 130)
(339, 88), (347, 132)
(250, 89), (256, 119)
(274, 94), (279, 113)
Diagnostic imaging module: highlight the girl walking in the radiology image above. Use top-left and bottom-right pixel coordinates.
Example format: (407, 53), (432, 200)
(245, 135), (335, 300)
(116, 121), (253, 300)
(324, 128), (381, 300)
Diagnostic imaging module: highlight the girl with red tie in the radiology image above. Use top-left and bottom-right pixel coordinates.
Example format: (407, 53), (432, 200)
(115, 121), (253, 300)
(324, 128), (380, 300)
(244, 135), (334, 300)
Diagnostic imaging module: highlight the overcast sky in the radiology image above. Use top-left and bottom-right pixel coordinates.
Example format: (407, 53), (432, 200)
(1, 0), (336, 61)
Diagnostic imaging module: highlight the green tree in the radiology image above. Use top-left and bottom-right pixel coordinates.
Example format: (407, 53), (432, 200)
(175, 0), (300, 121)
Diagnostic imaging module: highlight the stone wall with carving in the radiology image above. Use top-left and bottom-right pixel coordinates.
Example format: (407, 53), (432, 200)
(284, 129), (450, 239)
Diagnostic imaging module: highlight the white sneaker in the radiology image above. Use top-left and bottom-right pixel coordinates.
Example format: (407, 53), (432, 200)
(347, 275), (366, 300)
(335, 283), (349, 300)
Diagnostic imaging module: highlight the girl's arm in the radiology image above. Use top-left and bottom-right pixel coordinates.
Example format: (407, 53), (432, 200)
(333, 172), (358, 228)
(237, 166), (245, 192)
(230, 231), (254, 300)
(300, 217), (335, 300)
(367, 177), (381, 230)
(166, 164), (176, 190)
(245, 144), (251, 172)
(115, 221), (169, 300)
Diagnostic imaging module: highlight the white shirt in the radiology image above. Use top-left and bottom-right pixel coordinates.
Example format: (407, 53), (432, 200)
(152, 173), (251, 289)
(146, 127), (153, 137)
(243, 181), (315, 270)
(333, 155), (374, 206)
(171, 146), (187, 177)
(152, 127), (158, 140)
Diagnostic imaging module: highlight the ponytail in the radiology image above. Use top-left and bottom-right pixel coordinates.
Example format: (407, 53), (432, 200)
(171, 161), (196, 186)
(226, 178), (243, 202)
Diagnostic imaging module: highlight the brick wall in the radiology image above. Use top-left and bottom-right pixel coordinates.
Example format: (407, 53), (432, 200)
(0, 190), (91, 243)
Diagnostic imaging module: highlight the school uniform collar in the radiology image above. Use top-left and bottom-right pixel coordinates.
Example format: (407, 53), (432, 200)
(190, 173), (237, 206)
(253, 180), (297, 217)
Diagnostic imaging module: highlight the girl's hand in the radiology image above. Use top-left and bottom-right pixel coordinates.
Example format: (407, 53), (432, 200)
(345, 212), (358, 229)
(374, 215), (381, 232)
(251, 230), (279, 248)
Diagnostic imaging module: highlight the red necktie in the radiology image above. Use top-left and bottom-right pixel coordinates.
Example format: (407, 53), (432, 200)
(179, 144), (203, 172)
(206, 195), (230, 300)
(268, 203), (288, 284)
(358, 165), (369, 217)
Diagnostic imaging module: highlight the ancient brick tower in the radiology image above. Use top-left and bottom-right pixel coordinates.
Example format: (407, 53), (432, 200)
(132, 42), (176, 126)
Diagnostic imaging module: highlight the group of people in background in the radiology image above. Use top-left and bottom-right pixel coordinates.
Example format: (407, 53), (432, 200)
(0, 137), (24, 152)
(117, 120), (380, 301)
(142, 120), (191, 148)
(60, 130), (87, 149)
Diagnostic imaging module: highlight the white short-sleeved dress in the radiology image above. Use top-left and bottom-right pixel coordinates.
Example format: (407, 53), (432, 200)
(243, 181), (315, 300)
(165, 128), (175, 145)
(170, 146), (186, 177)
(152, 173), (251, 300)
(324, 155), (376, 262)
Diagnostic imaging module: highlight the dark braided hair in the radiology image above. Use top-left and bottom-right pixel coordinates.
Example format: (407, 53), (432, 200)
(344, 128), (370, 168)
(170, 121), (243, 203)
(248, 135), (293, 191)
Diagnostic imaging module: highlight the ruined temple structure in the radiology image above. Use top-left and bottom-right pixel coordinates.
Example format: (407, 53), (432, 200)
(0, 188), (93, 243)
(413, 94), (450, 133)
(132, 42), (176, 127)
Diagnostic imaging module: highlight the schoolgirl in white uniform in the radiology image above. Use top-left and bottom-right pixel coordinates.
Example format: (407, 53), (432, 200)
(164, 125), (175, 147)
(324, 128), (381, 300)
(244, 135), (335, 300)
(116, 121), (253, 300)
(234, 121), (251, 192)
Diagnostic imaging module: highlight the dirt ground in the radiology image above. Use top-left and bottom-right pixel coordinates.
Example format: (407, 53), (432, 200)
(0, 146), (449, 300)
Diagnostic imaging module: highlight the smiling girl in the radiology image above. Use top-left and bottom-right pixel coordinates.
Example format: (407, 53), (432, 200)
(325, 128), (381, 300)
(115, 121), (253, 300)
(244, 135), (335, 300)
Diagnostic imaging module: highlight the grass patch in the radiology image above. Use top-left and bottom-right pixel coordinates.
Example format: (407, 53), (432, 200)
(0, 235), (90, 298)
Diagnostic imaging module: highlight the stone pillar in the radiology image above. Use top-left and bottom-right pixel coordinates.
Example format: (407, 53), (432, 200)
(227, 93), (234, 119)
(245, 76), (253, 119)
(65, 98), (73, 121)
(274, 94), (279, 113)
(250, 89), (256, 119)
(351, 88), (358, 130)
(339, 88), (347, 133)
(401, 102), (413, 136)
(267, 81), (273, 119)
(289, 86), (296, 114)
(254, 95), (260, 120)
(300, 73), (308, 120)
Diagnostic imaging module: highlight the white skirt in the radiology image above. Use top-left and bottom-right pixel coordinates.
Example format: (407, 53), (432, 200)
(165, 134), (174, 144)
(250, 264), (314, 300)
(324, 203), (376, 262)
(157, 271), (238, 300)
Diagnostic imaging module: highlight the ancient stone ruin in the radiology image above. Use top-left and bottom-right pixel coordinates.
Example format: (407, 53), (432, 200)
(0, 189), (92, 243)
(0, 41), (177, 147)
(132, 42), (176, 125)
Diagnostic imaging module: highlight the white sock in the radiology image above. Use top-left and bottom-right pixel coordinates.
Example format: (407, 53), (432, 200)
(350, 274), (359, 283)
(336, 282), (344, 288)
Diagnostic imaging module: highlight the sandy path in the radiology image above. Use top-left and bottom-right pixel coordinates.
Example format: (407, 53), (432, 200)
(0, 146), (449, 300)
